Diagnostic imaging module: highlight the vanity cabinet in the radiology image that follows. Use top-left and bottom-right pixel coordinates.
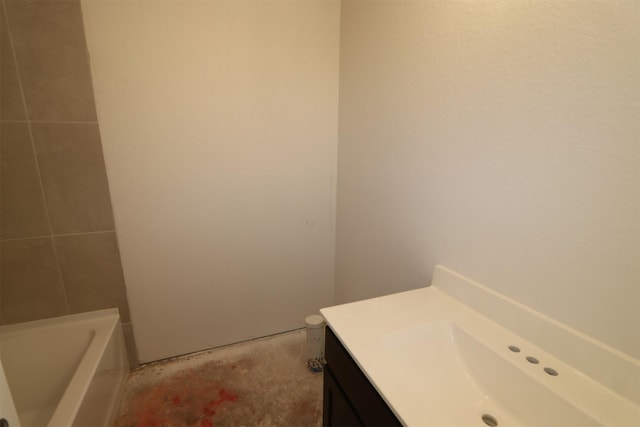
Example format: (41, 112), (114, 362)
(323, 327), (402, 427)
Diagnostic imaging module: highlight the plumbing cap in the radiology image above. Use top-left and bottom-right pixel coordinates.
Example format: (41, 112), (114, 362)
(305, 314), (325, 328)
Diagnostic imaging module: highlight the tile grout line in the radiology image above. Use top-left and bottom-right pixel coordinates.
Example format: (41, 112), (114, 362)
(2, 0), (71, 314)
(0, 120), (99, 125)
(0, 229), (116, 242)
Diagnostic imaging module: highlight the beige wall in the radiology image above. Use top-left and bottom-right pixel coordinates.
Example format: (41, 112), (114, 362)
(0, 0), (137, 365)
(82, 0), (340, 362)
(336, 1), (639, 358)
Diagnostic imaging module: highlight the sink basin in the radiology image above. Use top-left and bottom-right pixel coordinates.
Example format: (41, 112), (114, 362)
(382, 321), (601, 427)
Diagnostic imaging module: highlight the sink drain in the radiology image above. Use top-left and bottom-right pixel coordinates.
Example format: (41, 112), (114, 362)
(482, 414), (498, 426)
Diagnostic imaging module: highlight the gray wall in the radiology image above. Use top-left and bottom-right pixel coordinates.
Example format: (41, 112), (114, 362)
(0, 0), (137, 366)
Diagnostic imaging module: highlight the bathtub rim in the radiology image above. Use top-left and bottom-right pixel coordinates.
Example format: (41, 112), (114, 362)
(1, 308), (124, 427)
(0, 308), (120, 336)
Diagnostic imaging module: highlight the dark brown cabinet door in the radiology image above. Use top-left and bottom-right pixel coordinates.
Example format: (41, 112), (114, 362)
(323, 327), (402, 427)
(323, 365), (363, 426)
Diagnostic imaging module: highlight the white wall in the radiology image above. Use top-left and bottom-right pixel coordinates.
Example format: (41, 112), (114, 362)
(82, 0), (339, 362)
(336, 1), (640, 358)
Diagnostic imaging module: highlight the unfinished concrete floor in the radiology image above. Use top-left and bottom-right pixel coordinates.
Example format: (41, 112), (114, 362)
(115, 330), (323, 427)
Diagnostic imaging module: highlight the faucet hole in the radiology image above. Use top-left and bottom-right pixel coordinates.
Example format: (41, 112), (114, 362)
(544, 367), (558, 376)
(482, 413), (498, 426)
(508, 345), (520, 353)
(526, 356), (539, 364)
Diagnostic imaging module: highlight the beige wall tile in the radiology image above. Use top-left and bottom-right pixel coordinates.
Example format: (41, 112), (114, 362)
(31, 122), (114, 234)
(1, 237), (68, 323)
(1, 122), (50, 238)
(0, 1), (137, 360)
(4, 0), (97, 121)
(55, 232), (130, 322)
(0, 4), (27, 121)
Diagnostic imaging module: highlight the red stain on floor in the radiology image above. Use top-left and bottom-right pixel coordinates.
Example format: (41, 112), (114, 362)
(116, 365), (239, 427)
(203, 388), (238, 417)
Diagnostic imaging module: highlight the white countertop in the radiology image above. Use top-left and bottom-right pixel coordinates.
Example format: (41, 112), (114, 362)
(320, 266), (640, 427)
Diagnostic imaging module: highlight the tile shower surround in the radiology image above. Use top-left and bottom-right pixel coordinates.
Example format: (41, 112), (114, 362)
(0, 0), (137, 366)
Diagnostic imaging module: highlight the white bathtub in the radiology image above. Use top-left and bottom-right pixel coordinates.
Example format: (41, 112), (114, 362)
(0, 309), (128, 427)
